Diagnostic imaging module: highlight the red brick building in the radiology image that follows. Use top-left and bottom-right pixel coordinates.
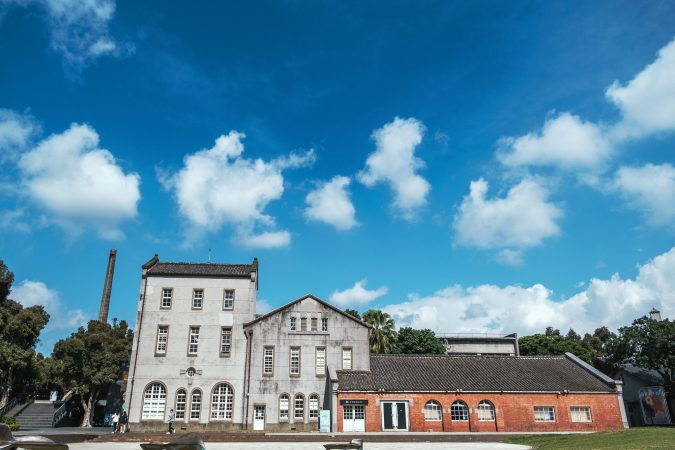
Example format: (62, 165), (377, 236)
(334, 353), (628, 432)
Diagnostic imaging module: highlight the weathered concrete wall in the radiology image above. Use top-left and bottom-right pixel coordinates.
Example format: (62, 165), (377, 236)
(126, 272), (257, 428)
(244, 296), (370, 430)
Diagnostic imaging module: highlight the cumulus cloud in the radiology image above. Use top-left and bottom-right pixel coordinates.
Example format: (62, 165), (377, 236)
(18, 123), (141, 239)
(607, 38), (675, 139)
(497, 113), (610, 170)
(2, 0), (128, 70)
(384, 247), (675, 335)
(453, 178), (562, 263)
(357, 117), (430, 219)
(305, 176), (357, 230)
(11, 280), (87, 330)
(0, 109), (38, 163)
(612, 163), (675, 227)
(330, 279), (388, 308)
(159, 131), (314, 247)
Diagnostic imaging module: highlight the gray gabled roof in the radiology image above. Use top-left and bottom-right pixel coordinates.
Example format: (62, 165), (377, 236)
(143, 255), (258, 278)
(244, 293), (371, 329)
(337, 353), (616, 393)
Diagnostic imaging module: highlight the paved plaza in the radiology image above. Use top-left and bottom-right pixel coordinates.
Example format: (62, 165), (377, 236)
(68, 443), (531, 450)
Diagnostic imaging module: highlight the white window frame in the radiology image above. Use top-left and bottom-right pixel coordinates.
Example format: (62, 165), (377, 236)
(155, 325), (168, 355)
(279, 394), (290, 421)
(290, 347), (301, 376)
(161, 288), (172, 309)
(210, 384), (234, 420)
(294, 394), (304, 421)
(263, 346), (274, 375)
(424, 400), (442, 421)
(534, 406), (556, 422)
(477, 400), (495, 421)
(175, 389), (186, 420)
(570, 406), (592, 422)
(309, 394), (320, 420)
(290, 317), (297, 331)
(321, 318), (328, 332)
(190, 390), (201, 420)
(192, 289), (204, 309)
(142, 383), (166, 420)
(315, 347), (326, 376)
(223, 289), (235, 310)
(220, 327), (232, 356)
(188, 326), (200, 356)
(450, 401), (468, 421)
(342, 347), (352, 370)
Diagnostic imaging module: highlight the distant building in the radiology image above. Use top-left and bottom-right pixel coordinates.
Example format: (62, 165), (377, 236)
(437, 333), (519, 356)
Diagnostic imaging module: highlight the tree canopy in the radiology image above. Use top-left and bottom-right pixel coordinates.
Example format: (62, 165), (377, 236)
(393, 327), (446, 354)
(0, 260), (50, 408)
(362, 309), (397, 354)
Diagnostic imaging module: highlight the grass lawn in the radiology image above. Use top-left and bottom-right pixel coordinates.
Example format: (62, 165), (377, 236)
(507, 428), (675, 449)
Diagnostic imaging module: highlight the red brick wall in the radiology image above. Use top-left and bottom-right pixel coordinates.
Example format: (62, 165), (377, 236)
(337, 391), (624, 432)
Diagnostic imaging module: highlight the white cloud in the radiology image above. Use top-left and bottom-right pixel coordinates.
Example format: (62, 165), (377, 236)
(453, 178), (562, 258)
(607, 38), (675, 138)
(159, 131), (314, 247)
(255, 298), (273, 315)
(305, 175), (357, 230)
(0, 109), (38, 164)
(497, 113), (610, 170)
(384, 247), (675, 335)
(612, 163), (675, 227)
(330, 279), (388, 308)
(357, 117), (430, 219)
(11, 280), (88, 332)
(18, 123), (141, 239)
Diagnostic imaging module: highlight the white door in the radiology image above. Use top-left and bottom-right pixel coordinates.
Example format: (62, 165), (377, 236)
(253, 405), (265, 431)
(343, 405), (365, 432)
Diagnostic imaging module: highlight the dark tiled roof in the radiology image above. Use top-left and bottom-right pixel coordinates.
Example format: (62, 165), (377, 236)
(337, 354), (615, 393)
(146, 261), (256, 277)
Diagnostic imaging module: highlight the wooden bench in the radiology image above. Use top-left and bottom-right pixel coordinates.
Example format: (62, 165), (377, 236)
(323, 439), (364, 450)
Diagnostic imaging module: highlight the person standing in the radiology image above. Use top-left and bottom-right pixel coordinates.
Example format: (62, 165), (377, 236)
(118, 410), (128, 433)
(111, 411), (119, 434)
(167, 408), (175, 434)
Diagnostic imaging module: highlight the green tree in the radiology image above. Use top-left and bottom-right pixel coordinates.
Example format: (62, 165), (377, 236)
(610, 316), (675, 406)
(52, 319), (133, 427)
(393, 327), (446, 354)
(344, 309), (361, 320)
(519, 331), (594, 364)
(0, 261), (50, 408)
(362, 309), (397, 354)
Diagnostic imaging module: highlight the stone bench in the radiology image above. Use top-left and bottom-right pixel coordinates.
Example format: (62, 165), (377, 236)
(323, 438), (364, 450)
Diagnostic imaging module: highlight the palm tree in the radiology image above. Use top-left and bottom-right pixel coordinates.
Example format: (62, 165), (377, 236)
(362, 309), (397, 354)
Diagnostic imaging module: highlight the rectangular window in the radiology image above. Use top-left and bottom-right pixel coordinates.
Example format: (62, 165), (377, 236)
(161, 288), (173, 308)
(175, 391), (186, 419)
(155, 325), (168, 355)
(311, 317), (318, 331)
(290, 347), (300, 375)
(220, 327), (232, 356)
(263, 347), (274, 375)
(570, 406), (592, 422)
(290, 317), (297, 331)
(315, 347), (326, 376)
(342, 347), (352, 370)
(300, 317), (307, 331)
(279, 395), (289, 421)
(321, 318), (328, 332)
(188, 326), (200, 355)
(309, 395), (319, 419)
(534, 406), (556, 422)
(190, 392), (201, 420)
(192, 289), (203, 309)
(223, 289), (234, 310)
(294, 396), (304, 420)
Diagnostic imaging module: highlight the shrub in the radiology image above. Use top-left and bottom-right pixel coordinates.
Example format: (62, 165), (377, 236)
(0, 415), (19, 431)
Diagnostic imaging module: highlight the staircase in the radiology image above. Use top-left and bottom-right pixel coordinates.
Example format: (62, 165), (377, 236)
(14, 400), (56, 429)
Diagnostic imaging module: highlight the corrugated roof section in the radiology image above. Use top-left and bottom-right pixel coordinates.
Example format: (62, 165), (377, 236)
(337, 354), (615, 393)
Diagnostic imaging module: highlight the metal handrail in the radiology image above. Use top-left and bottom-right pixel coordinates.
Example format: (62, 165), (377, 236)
(0, 396), (19, 418)
(51, 391), (74, 427)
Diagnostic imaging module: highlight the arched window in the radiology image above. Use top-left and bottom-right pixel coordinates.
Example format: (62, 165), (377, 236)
(175, 389), (186, 420)
(294, 394), (305, 421)
(477, 400), (495, 421)
(210, 383), (233, 420)
(423, 400), (442, 421)
(279, 394), (290, 421)
(308, 394), (320, 420)
(450, 400), (468, 421)
(142, 383), (166, 420)
(190, 389), (202, 420)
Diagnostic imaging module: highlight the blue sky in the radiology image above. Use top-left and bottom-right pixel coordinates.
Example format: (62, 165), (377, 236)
(1, 1), (674, 353)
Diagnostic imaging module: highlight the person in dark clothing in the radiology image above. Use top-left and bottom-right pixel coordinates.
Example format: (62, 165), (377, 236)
(167, 408), (175, 434)
(118, 410), (128, 433)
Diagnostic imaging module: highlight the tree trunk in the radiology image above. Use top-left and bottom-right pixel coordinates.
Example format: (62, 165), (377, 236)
(0, 388), (9, 409)
(80, 390), (96, 428)
(0, 369), (13, 409)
